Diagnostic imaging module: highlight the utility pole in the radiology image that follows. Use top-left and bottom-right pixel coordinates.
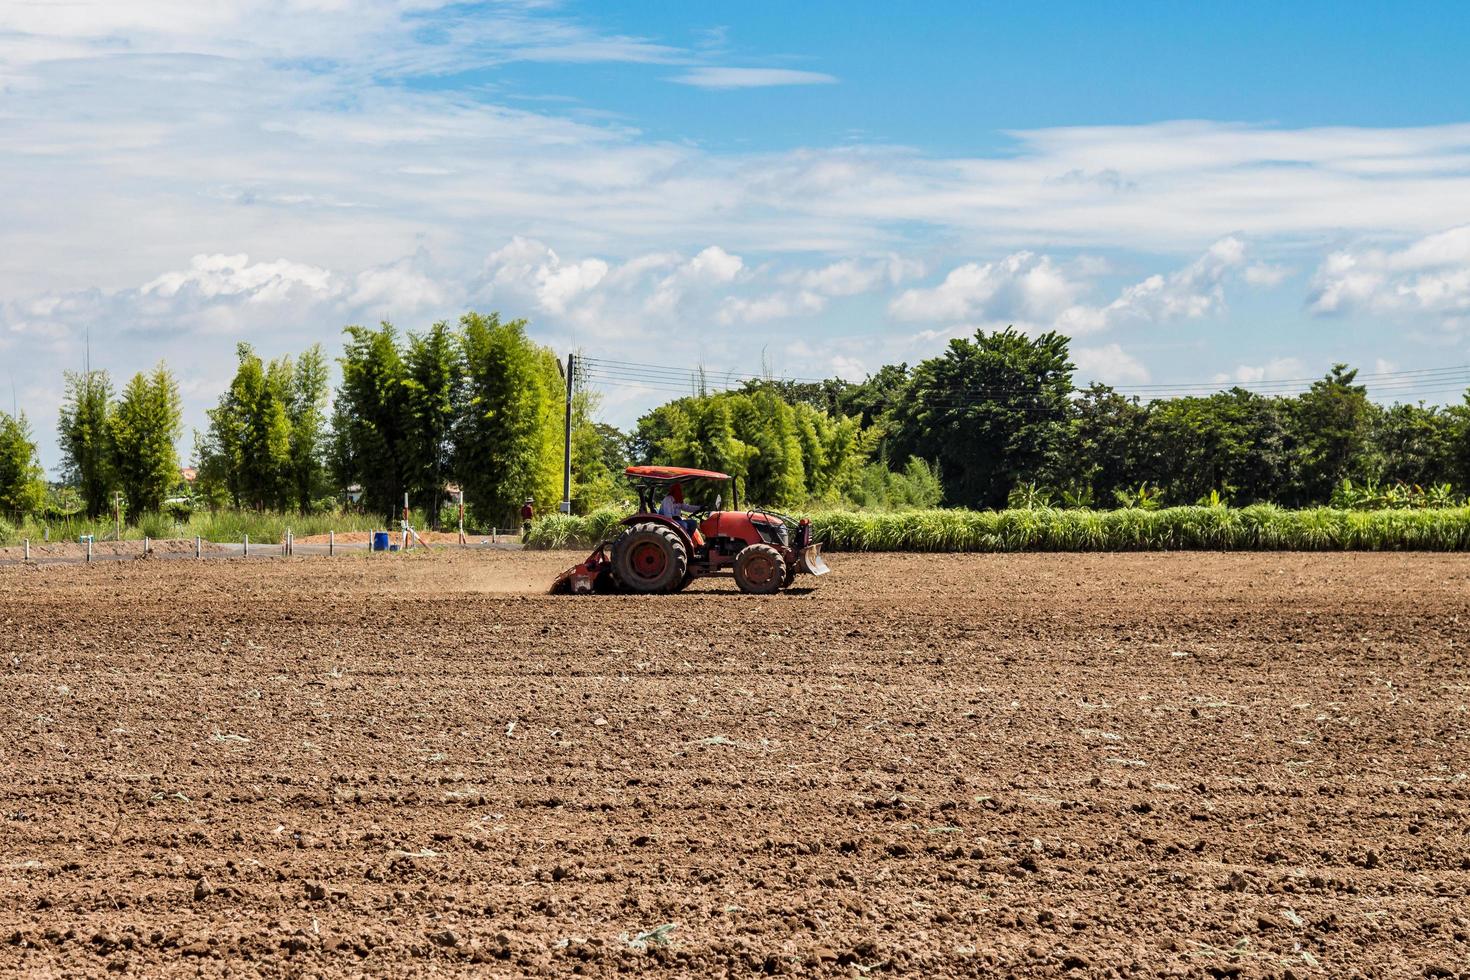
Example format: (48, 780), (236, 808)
(560, 352), (574, 514)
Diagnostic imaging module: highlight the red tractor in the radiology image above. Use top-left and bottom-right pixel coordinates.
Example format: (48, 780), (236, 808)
(550, 465), (830, 595)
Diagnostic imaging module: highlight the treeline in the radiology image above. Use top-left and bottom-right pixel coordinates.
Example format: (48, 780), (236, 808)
(6, 318), (1470, 527)
(632, 329), (1470, 510)
(0, 311), (618, 529)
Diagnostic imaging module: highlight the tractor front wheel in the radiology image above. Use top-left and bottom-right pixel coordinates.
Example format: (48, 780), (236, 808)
(611, 523), (689, 593)
(733, 543), (786, 595)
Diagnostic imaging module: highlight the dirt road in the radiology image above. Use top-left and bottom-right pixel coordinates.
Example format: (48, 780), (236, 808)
(1, 552), (1467, 976)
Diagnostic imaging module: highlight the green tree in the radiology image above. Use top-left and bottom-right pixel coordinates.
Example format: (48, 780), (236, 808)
(200, 344), (293, 509)
(336, 323), (412, 517)
(1056, 383), (1148, 502)
(1449, 397), (1470, 492)
(1289, 365), (1373, 504)
(109, 364), (183, 515)
(457, 312), (563, 524)
(1138, 389), (1292, 505)
(889, 328), (1074, 509)
(0, 411), (46, 518)
(836, 363), (910, 431)
(286, 344), (331, 512)
(1368, 402), (1458, 488)
(569, 388), (626, 514)
(403, 323), (460, 526)
(631, 389), (870, 508)
(57, 369), (114, 518)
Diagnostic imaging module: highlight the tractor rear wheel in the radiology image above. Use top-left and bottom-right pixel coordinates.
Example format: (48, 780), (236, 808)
(611, 523), (689, 593)
(733, 543), (786, 595)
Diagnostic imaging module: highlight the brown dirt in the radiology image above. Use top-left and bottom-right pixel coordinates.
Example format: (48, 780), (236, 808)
(1, 551), (1468, 978)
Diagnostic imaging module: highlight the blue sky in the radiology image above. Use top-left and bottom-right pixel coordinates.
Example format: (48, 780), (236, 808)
(4, 1), (1470, 470)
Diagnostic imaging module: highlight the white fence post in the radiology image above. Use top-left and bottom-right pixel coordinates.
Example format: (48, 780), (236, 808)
(329, 530), (334, 556)
(23, 538), (29, 562)
(243, 533), (249, 558)
(143, 535), (149, 556)
(86, 536), (92, 562)
(195, 535), (201, 558)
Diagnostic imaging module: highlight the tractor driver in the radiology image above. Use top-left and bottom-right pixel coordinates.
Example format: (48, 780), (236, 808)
(659, 483), (701, 535)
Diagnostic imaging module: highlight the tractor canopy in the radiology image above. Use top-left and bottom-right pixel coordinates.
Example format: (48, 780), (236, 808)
(624, 465), (730, 483)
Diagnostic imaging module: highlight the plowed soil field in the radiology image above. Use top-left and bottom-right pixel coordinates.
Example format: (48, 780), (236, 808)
(2, 552), (1468, 978)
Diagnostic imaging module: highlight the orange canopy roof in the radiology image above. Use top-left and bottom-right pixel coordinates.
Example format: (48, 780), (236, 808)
(624, 465), (731, 482)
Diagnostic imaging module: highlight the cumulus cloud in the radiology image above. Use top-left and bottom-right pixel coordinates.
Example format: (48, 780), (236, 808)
(483, 238), (610, 315)
(717, 291), (825, 325)
(141, 253), (334, 303)
(1211, 357), (1306, 385)
(890, 238), (1245, 334)
(1070, 236), (1247, 328)
(1072, 343), (1150, 385)
(789, 255), (925, 296)
(889, 252), (1084, 324)
(671, 67), (838, 89)
(1309, 225), (1470, 325)
(720, 254), (925, 325)
(646, 246), (744, 315)
(1243, 263), (1293, 287)
(348, 254), (448, 314)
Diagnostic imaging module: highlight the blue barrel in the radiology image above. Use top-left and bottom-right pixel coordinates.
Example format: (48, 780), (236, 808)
(372, 531), (390, 552)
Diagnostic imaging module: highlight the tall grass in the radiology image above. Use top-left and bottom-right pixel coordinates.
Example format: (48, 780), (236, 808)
(0, 509), (386, 547)
(525, 505), (1470, 552)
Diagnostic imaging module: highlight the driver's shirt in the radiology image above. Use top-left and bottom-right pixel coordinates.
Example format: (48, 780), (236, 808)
(659, 494), (696, 519)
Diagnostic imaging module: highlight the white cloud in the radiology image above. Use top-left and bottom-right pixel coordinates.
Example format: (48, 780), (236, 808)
(890, 238), (1244, 333)
(889, 252), (1084, 324)
(483, 237), (610, 315)
(720, 254), (925, 325)
(1210, 357), (1305, 385)
(1056, 237), (1246, 333)
(791, 255), (925, 296)
(1243, 263), (1293, 287)
(348, 255), (448, 314)
(1309, 225), (1470, 324)
(780, 340), (868, 382)
(646, 246), (744, 315)
(141, 253), (334, 303)
(685, 246), (744, 283)
(1072, 343), (1150, 384)
(717, 291), (824, 325)
(671, 67), (838, 89)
